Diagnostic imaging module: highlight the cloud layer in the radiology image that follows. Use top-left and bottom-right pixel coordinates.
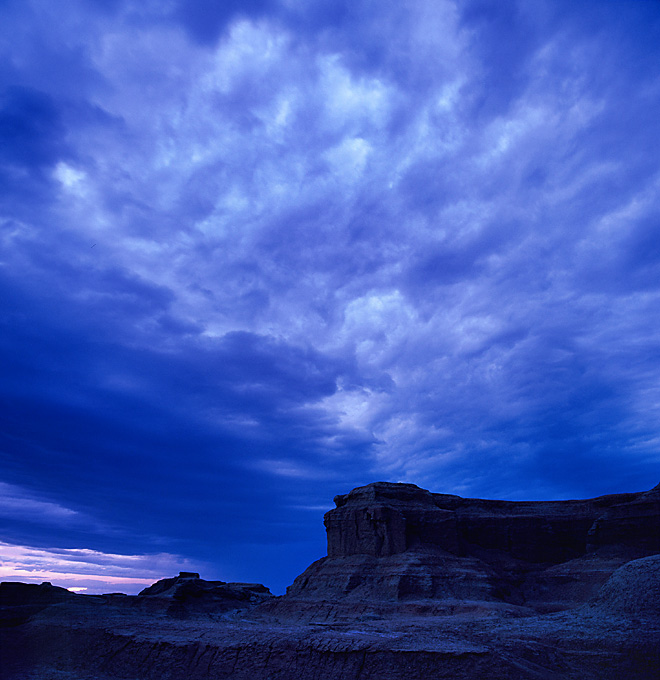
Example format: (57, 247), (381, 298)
(1, 0), (659, 592)
(0, 540), (198, 593)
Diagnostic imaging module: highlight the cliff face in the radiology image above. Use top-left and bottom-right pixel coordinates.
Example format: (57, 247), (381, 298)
(325, 481), (659, 561)
(325, 483), (459, 558)
(1, 483), (659, 680)
(289, 481), (660, 610)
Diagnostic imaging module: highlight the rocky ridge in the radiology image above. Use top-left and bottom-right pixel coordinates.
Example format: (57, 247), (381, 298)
(1, 481), (658, 680)
(286, 481), (660, 612)
(136, 571), (273, 617)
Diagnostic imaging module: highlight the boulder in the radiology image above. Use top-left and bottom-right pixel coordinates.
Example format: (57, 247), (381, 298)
(591, 554), (660, 616)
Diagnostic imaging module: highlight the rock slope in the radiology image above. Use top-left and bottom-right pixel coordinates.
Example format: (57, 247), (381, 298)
(0, 481), (658, 680)
(287, 481), (660, 612)
(136, 571), (273, 617)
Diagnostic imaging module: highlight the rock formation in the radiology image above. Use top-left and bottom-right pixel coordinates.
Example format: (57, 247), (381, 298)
(0, 581), (76, 627)
(591, 553), (660, 616)
(137, 571), (273, 616)
(138, 571), (272, 602)
(1, 481), (658, 680)
(288, 481), (660, 611)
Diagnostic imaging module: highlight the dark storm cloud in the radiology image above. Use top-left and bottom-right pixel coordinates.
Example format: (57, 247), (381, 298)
(1, 0), (659, 592)
(459, 1), (541, 119)
(0, 87), (67, 168)
(0, 259), (354, 586)
(0, 86), (69, 213)
(172, 0), (278, 45)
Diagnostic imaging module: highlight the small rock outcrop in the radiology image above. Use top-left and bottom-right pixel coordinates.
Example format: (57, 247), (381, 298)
(288, 481), (660, 611)
(591, 553), (660, 616)
(0, 581), (76, 627)
(138, 572), (273, 616)
(0, 581), (74, 607)
(0, 573), (274, 629)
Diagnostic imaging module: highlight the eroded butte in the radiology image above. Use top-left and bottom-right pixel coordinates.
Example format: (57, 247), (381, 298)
(1, 481), (659, 679)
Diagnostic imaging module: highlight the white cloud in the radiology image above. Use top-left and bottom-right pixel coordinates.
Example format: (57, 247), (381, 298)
(0, 541), (200, 594)
(323, 136), (372, 180)
(53, 162), (87, 193)
(337, 291), (417, 358)
(0, 482), (83, 524)
(317, 54), (393, 133)
(206, 20), (290, 93)
(252, 458), (329, 480)
(3, 0), (660, 525)
(320, 388), (375, 432)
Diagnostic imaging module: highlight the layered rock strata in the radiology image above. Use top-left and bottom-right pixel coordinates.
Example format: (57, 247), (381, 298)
(136, 572), (274, 617)
(0, 483), (658, 680)
(288, 481), (660, 611)
(138, 571), (272, 603)
(2, 556), (659, 680)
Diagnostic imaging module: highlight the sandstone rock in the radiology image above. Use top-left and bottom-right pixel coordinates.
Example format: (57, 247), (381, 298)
(587, 484), (660, 554)
(3, 588), (658, 680)
(289, 481), (660, 612)
(137, 573), (273, 617)
(591, 553), (660, 616)
(0, 582), (74, 607)
(519, 553), (630, 613)
(1, 482), (659, 680)
(0, 581), (76, 627)
(326, 482), (458, 557)
(288, 551), (497, 603)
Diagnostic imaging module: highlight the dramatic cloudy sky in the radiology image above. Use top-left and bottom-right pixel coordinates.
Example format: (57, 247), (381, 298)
(1, 0), (659, 594)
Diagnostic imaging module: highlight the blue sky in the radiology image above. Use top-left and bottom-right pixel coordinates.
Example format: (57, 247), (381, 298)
(1, 0), (659, 594)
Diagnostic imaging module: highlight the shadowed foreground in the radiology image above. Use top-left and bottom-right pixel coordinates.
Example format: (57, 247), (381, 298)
(1, 482), (659, 679)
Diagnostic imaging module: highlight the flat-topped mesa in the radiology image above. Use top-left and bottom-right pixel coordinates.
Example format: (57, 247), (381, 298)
(283, 480), (660, 609)
(326, 482), (460, 557)
(138, 573), (272, 603)
(587, 482), (660, 553)
(324, 481), (659, 564)
(132, 573), (274, 618)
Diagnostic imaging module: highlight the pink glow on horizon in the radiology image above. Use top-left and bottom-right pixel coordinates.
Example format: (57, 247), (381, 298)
(0, 541), (200, 594)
